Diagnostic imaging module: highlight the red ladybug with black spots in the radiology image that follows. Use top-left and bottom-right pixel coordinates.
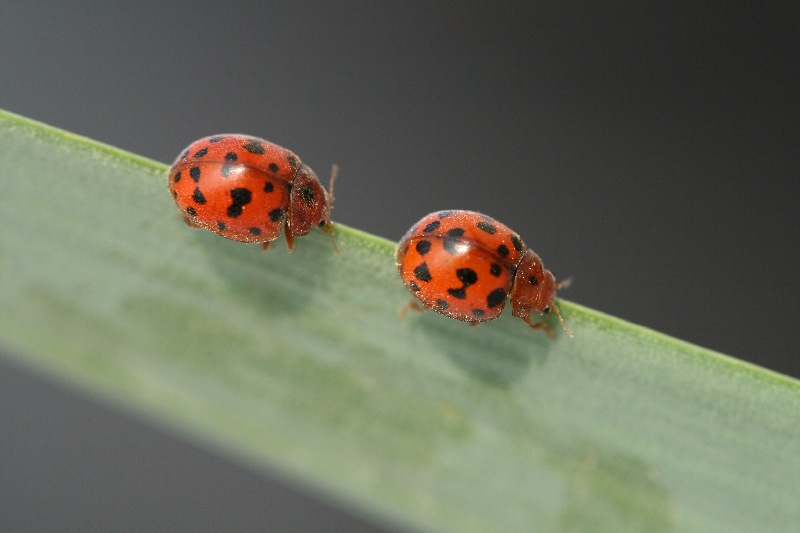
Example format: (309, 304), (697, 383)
(396, 210), (572, 336)
(168, 134), (335, 250)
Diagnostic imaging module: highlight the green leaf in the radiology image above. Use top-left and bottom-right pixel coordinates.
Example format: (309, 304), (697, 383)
(1, 108), (798, 533)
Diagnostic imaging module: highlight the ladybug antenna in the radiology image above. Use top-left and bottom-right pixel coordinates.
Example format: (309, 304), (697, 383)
(556, 276), (573, 290)
(552, 304), (573, 338)
(324, 164), (339, 254)
(328, 164), (338, 211)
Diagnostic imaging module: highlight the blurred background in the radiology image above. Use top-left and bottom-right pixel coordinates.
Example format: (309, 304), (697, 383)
(1, 2), (798, 531)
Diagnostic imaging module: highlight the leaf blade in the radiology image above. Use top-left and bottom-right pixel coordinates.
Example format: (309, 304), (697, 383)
(1, 108), (798, 533)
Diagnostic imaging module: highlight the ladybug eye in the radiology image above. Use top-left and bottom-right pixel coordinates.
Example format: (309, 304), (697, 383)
(543, 306), (551, 314)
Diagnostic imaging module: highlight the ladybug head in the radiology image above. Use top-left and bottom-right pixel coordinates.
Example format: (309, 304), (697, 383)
(510, 249), (572, 336)
(287, 164), (337, 251)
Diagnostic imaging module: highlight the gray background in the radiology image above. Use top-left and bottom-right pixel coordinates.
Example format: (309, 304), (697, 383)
(2, 2), (798, 531)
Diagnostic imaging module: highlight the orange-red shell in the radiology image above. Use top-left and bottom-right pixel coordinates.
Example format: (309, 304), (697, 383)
(168, 134), (331, 246)
(396, 210), (559, 325)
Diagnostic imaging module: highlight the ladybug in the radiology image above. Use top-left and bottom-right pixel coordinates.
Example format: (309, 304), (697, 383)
(396, 210), (572, 336)
(168, 134), (335, 250)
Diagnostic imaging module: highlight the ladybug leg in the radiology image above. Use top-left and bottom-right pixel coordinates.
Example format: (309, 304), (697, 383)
(283, 216), (295, 252)
(398, 300), (425, 320)
(284, 230), (295, 252)
(522, 315), (556, 338)
(552, 304), (574, 337)
(321, 221), (339, 254)
(183, 215), (201, 229)
(261, 241), (272, 251)
(523, 307), (574, 338)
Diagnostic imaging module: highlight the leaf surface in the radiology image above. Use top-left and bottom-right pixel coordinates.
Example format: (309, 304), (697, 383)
(1, 109), (798, 532)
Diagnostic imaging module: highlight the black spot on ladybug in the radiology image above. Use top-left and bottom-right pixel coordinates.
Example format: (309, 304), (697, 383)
(189, 166), (201, 182)
(231, 188), (252, 204)
(472, 309), (485, 317)
(193, 148), (208, 158)
(511, 234), (523, 252)
(263, 181), (274, 193)
(437, 211), (454, 218)
(416, 240), (432, 255)
(171, 190), (177, 199)
(487, 288), (506, 308)
(436, 299), (449, 310)
(448, 288), (467, 299)
(268, 162), (280, 173)
(456, 268), (477, 285)
(497, 244), (510, 258)
(399, 244), (409, 257)
(447, 228), (465, 238)
(217, 221), (226, 231)
(490, 263), (502, 276)
(409, 280), (421, 292)
(447, 267), (477, 299)
(209, 136), (224, 143)
(225, 152), (238, 161)
(286, 182), (293, 192)
(423, 220), (440, 232)
(220, 164), (235, 178)
(186, 206), (197, 217)
(287, 156), (300, 170)
(248, 227), (262, 236)
(299, 185), (315, 204)
(529, 276), (539, 285)
(243, 140), (265, 154)
(180, 149), (190, 159)
(477, 221), (496, 234)
(173, 171), (182, 183)
(192, 187), (206, 204)
(226, 188), (252, 218)
(269, 208), (284, 222)
(414, 262), (432, 282)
